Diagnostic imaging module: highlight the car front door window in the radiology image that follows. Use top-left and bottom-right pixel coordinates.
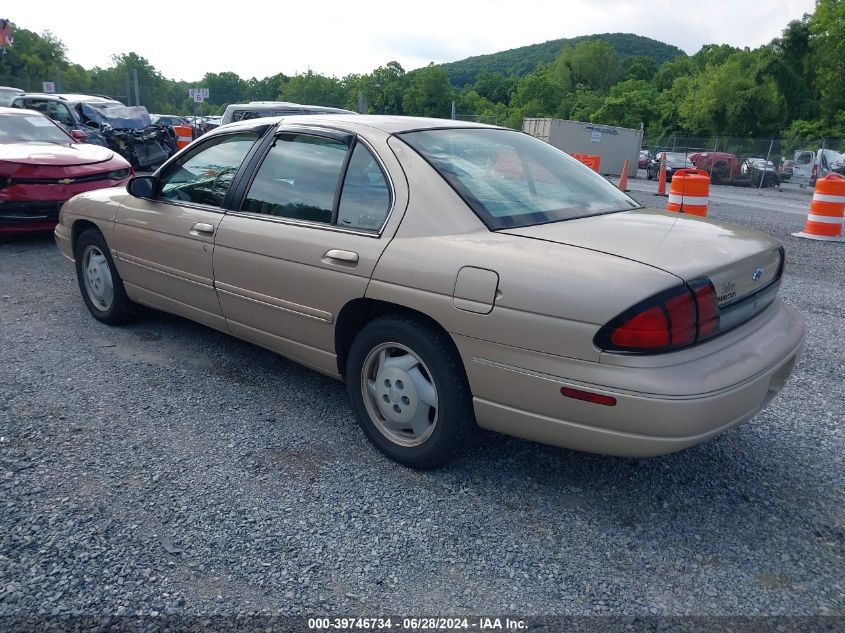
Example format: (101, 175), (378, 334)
(158, 132), (258, 208)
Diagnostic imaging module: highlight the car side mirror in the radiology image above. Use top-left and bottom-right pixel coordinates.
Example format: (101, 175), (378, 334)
(127, 175), (156, 199)
(70, 129), (88, 142)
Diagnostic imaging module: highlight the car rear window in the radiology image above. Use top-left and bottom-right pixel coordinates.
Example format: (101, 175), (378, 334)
(399, 128), (639, 230)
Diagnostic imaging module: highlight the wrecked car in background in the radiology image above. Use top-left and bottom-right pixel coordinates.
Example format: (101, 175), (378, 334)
(11, 93), (176, 171)
(79, 101), (177, 170)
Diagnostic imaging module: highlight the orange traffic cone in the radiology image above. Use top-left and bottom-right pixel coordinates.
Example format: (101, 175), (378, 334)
(656, 152), (667, 197)
(618, 159), (629, 192)
(793, 173), (845, 242)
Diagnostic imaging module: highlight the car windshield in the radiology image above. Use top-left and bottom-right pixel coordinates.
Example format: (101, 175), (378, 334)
(399, 128), (640, 229)
(0, 112), (72, 144)
(663, 152), (690, 162)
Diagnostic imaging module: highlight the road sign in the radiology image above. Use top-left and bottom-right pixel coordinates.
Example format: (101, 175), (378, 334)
(193, 93), (204, 103)
(42, 81), (55, 93)
(188, 87), (209, 100)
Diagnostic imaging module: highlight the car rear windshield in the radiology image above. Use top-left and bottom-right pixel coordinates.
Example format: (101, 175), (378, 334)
(399, 128), (639, 229)
(0, 113), (72, 144)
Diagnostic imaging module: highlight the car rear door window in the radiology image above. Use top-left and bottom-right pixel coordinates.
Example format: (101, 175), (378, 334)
(336, 143), (391, 231)
(157, 132), (258, 208)
(242, 133), (348, 224)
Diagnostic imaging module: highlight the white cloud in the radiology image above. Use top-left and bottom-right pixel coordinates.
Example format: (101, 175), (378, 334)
(6, 0), (816, 81)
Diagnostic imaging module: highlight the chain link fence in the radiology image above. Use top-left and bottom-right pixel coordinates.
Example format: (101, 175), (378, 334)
(454, 113), (500, 126)
(641, 134), (845, 189)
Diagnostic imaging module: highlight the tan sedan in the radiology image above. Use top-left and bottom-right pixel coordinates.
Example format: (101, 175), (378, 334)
(54, 115), (805, 469)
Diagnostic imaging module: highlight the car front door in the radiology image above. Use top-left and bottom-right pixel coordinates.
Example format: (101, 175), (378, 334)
(212, 127), (399, 376)
(792, 151), (815, 184)
(111, 130), (262, 330)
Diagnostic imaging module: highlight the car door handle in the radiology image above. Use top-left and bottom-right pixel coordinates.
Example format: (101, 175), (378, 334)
(324, 249), (359, 263)
(190, 222), (215, 236)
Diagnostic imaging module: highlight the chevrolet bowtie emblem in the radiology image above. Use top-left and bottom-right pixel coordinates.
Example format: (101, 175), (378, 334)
(59, 178), (75, 185)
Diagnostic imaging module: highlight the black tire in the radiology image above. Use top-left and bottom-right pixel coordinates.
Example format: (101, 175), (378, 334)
(346, 314), (475, 469)
(74, 227), (140, 325)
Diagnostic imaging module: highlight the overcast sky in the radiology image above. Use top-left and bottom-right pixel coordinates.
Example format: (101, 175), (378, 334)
(9, 0), (817, 82)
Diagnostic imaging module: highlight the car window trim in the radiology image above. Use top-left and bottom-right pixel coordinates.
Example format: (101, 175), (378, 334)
(330, 138), (357, 225)
(150, 128), (267, 211)
(228, 125), (395, 237)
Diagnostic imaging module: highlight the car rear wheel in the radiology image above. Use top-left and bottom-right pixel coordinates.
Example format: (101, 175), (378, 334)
(346, 315), (475, 469)
(75, 228), (139, 325)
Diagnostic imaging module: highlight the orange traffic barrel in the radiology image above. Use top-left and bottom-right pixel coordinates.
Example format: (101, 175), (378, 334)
(571, 153), (601, 173)
(173, 125), (193, 150)
(666, 168), (710, 216)
(793, 173), (845, 242)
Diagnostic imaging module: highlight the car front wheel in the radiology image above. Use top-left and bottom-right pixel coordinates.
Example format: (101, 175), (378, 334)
(346, 315), (475, 469)
(74, 228), (139, 325)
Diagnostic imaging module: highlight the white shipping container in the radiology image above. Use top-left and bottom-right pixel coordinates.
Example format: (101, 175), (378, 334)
(522, 118), (643, 178)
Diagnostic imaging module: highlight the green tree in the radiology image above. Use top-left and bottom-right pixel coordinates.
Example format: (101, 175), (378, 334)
(593, 79), (657, 129)
(0, 26), (67, 91)
(809, 0), (845, 124)
(473, 71), (515, 104)
(402, 64), (453, 118)
(678, 50), (783, 136)
(201, 71), (247, 107)
(509, 66), (565, 116)
(551, 40), (620, 92)
(620, 55), (657, 81)
(279, 70), (346, 107)
(359, 61), (406, 114)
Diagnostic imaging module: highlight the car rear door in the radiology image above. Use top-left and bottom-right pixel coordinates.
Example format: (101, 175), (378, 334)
(212, 125), (399, 376)
(111, 129), (263, 331)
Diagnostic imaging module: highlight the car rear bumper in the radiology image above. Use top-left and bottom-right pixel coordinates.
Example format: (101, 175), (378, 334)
(455, 300), (805, 456)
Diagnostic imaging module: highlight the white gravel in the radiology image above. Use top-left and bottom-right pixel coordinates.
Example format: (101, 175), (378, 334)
(1, 183), (843, 622)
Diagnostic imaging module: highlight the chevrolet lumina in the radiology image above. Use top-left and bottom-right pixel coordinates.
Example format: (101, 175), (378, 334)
(54, 115), (805, 469)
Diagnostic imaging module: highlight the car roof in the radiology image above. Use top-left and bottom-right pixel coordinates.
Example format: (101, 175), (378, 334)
(226, 101), (352, 112)
(14, 93), (120, 104)
(217, 114), (503, 135)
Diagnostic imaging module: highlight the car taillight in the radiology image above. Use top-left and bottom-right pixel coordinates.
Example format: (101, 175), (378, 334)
(691, 279), (719, 340)
(595, 278), (720, 353)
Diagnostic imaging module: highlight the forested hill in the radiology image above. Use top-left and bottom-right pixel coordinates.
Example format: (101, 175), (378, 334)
(439, 33), (686, 86)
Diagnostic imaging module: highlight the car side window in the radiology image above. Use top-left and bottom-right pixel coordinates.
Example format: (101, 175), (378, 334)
(242, 133), (348, 224)
(48, 102), (74, 126)
(157, 132), (258, 208)
(21, 99), (49, 115)
(336, 143), (391, 231)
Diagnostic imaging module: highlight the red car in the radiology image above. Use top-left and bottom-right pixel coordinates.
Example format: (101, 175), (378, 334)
(0, 107), (132, 234)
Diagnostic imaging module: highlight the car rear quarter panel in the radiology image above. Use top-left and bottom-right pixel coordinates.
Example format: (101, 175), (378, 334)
(372, 136), (681, 363)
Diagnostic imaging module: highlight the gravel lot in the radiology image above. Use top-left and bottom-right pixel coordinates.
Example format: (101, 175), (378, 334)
(1, 181), (843, 623)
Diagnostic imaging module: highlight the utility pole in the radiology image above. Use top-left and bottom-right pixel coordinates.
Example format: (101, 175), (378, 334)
(132, 69), (140, 106)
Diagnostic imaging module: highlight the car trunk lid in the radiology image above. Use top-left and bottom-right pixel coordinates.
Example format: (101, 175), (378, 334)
(501, 208), (783, 311)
